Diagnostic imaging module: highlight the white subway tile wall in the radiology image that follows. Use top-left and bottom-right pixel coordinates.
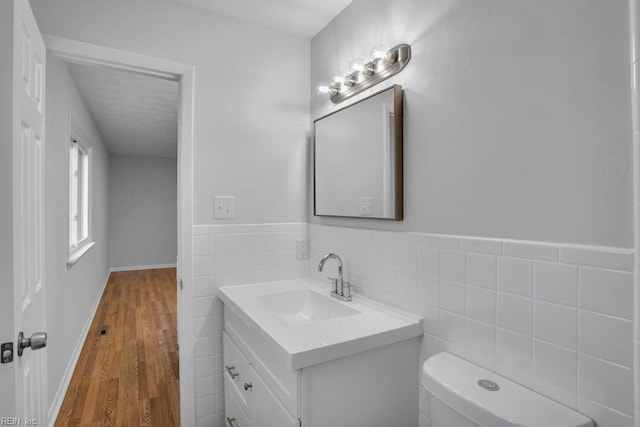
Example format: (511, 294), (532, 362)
(192, 223), (308, 426)
(308, 223), (634, 427)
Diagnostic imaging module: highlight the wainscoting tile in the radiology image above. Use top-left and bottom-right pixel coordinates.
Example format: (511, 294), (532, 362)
(579, 311), (633, 368)
(497, 257), (533, 297)
(302, 224), (636, 422)
(534, 262), (578, 307)
(579, 267), (633, 319)
(534, 301), (577, 349)
(533, 340), (577, 393)
(578, 354), (633, 415)
(467, 253), (497, 289)
(503, 241), (559, 262)
(560, 246), (633, 272)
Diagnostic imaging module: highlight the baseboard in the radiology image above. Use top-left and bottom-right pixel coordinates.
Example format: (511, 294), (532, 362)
(109, 263), (177, 272)
(48, 269), (111, 427)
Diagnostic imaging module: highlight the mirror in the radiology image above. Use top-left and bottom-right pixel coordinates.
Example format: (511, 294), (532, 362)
(314, 84), (403, 220)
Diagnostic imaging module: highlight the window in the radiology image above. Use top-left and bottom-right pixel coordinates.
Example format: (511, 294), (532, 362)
(68, 130), (92, 260)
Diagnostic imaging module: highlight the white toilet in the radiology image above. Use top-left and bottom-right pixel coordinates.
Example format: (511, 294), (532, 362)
(422, 353), (594, 427)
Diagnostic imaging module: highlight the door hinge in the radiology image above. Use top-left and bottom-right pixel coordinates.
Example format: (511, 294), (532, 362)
(179, 278), (184, 290)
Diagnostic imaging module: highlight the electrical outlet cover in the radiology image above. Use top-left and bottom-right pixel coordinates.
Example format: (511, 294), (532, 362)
(214, 196), (235, 219)
(359, 196), (373, 216)
(296, 240), (308, 260)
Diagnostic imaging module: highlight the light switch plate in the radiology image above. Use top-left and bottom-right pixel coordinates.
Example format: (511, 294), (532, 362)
(359, 196), (373, 216)
(214, 196), (235, 219)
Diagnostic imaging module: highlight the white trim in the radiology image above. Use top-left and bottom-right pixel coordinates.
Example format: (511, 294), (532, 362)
(177, 67), (196, 427)
(67, 130), (92, 255)
(65, 241), (95, 267)
(47, 270), (110, 426)
(69, 114), (92, 149)
(43, 35), (191, 80)
(381, 102), (393, 218)
(109, 263), (177, 272)
(629, 1), (640, 423)
(44, 35), (196, 426)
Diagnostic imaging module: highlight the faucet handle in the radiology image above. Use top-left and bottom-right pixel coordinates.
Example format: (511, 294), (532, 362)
(326, 277), (339, 292)
(343, 281), (356, 295)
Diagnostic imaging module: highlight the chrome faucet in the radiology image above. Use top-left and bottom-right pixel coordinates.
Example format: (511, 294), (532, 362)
(318, 253), (354, 301)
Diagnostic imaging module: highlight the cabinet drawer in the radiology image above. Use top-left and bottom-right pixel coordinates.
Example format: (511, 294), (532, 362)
(225, 309), (300, 417)
(223, 332), (253, 416)
(224, 385), (250, 427)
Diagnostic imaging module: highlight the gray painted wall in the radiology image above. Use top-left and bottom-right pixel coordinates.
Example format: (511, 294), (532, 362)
(310, 0), (633, 248)
(108, 155), (177, 269)
(45, 57), (110, 406)
(30, 0), (310, 226)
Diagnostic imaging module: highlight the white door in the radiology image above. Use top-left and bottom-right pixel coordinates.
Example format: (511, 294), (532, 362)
(11, 0), (48, 424)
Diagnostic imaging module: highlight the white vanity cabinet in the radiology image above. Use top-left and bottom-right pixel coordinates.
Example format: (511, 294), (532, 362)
(222, 300), (420, 427)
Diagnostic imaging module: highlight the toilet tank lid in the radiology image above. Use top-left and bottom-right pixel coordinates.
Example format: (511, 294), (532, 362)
(422, 353), (593, 427)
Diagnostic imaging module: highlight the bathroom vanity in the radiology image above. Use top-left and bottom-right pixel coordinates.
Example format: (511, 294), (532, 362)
(219, 278), (423, 427)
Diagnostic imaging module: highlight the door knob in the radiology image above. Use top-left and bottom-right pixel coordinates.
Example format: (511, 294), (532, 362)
(17, 331), (47, 356)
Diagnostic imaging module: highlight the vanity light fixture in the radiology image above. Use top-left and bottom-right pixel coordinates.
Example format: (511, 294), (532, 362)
(317, 43), (411, 104)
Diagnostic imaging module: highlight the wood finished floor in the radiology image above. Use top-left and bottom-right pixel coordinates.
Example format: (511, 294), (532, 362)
(55, 268), (180, 426)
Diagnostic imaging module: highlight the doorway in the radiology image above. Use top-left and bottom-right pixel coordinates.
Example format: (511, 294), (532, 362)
(52, 56), (179, 423)
(44, 36), (195, 426)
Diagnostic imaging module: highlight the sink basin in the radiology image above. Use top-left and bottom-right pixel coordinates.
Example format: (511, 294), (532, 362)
(218, 278), (423, 369)
(254, 289), (360, 323)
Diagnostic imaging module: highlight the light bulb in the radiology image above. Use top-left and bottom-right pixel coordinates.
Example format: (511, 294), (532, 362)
(349, 58), (366, 72)
(350, 57), (375, 76)
(317, 82), (331, 94)
(370, 44), (388, 60)
(370, 44), (397, 64)
(317, 82), (337, 96)
(332, 76), (345, 84)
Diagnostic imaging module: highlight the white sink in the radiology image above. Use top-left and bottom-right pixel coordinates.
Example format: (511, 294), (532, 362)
(219, 278), (423, 369)
(254, 289), (360, 323)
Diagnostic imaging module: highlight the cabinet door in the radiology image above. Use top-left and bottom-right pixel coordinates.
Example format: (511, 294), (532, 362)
(250, 366), (298, 427)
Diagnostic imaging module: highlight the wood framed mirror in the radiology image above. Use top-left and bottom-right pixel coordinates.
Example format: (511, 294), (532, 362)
(314, 84), (403, 220)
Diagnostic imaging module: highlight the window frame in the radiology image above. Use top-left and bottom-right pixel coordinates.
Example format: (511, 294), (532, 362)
(67, 120), (94, 265)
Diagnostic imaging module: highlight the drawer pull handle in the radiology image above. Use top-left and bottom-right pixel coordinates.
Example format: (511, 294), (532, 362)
(225, 365), (239, 379)
(226, 416), (237, 427)
(244, 382), (253, 391)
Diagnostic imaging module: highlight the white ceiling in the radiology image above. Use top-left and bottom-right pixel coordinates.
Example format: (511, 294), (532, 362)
(67, 63), (179, 159)
(176, 0), (352, 39)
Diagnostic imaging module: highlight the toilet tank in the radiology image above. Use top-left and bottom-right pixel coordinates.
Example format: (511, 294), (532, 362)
(422, 353), (593, 427)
